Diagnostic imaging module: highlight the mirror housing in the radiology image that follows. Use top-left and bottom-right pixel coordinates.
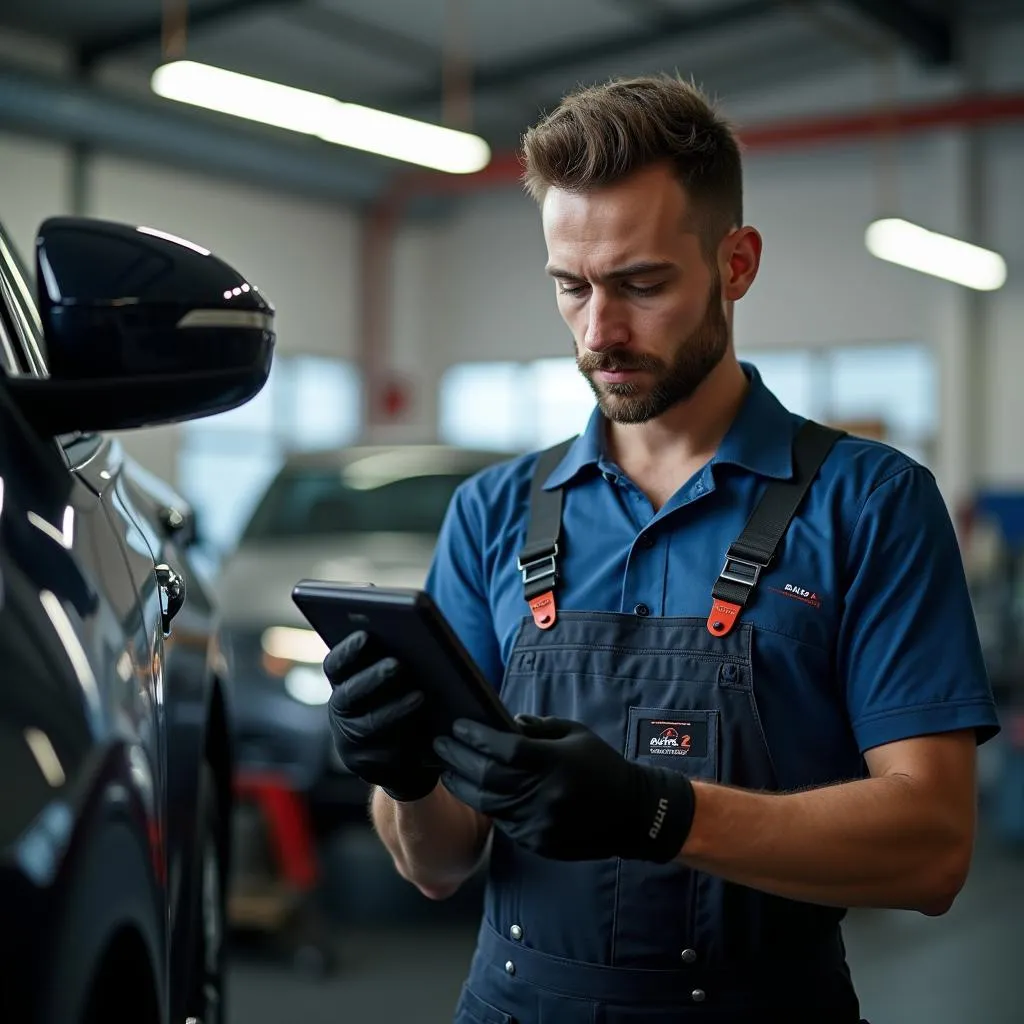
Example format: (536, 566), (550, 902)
(8, 217), (275, 436)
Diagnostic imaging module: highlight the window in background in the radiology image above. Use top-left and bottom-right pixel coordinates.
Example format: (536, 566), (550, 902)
(745, 350), (820, 420)
(440, 357), (595, 451)
(441, 344), (938, 464)
(742, 342), (937, 465)
(178, 356), (361, 555)
(439, 362), (523, 450)
(529, 358), (598, 448)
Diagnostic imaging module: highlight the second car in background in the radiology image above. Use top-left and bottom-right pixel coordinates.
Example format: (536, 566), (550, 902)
(216, 444), (509, 820)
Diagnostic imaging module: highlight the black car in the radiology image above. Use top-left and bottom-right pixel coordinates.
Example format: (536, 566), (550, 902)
(0, 216), (274, 1023)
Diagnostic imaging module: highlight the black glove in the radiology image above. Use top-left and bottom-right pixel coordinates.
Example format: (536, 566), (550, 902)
(433, 715), (695, 862)
(325, 630), (439, 802)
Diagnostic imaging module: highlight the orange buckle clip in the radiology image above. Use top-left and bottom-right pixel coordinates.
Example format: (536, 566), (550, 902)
(707, 599), (741, 637)
(529, 591), (557, 630)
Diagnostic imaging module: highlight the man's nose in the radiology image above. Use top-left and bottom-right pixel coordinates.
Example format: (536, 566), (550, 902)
(583, 291), (627, 352)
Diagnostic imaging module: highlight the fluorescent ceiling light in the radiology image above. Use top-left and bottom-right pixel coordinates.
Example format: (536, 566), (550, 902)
(865, 218), (1007, 292)
(151, 60), (491, 175)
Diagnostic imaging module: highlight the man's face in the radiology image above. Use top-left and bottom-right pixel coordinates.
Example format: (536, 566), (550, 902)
(542, 163), (730, 424)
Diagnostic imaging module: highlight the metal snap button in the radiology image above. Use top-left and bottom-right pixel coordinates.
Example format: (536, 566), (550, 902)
(680, 948), (697, 964)
(509, 925), (523, 941)
(504, 960), (516, 975)
(634, 603), (650, 617)
(691, 988), (706, 1003)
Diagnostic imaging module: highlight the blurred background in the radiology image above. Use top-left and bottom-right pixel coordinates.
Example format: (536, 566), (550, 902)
(2, 0), (1024, 1021)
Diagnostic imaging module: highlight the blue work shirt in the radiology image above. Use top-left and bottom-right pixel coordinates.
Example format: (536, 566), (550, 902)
(426, 364), (1000, 791)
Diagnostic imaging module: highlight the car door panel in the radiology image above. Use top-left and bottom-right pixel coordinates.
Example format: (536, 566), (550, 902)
(117, 458), (217, 948)
(0, 391), (96, 853)
(62, 435), (168, 887)
(0, 377), (167, 1018)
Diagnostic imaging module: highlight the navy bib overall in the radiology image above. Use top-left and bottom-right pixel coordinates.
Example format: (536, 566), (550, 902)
(454, 423), (866, 1024)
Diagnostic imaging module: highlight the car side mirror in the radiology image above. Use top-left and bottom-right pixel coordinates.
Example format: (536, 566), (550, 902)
(8, 217), (275, 436)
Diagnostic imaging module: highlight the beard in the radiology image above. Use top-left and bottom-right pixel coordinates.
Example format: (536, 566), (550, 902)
(576, 275), (729, 425)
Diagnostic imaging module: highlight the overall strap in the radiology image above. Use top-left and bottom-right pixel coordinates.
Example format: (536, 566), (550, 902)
(519, 438), (575, 630)
(707, 420), (844, 637)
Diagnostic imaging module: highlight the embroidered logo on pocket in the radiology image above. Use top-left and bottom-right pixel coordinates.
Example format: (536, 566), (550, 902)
(770, 582), (823, 609)
(638, 718), (708, 758)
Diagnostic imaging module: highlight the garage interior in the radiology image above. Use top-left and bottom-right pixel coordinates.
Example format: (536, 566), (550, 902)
(2, 0), (1024, 1021)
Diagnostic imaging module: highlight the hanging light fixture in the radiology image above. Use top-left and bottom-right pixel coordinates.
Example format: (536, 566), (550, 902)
(865, 217), (1007, 291)
(151, 60), (491, 175)
(861, 51), (1006, 292)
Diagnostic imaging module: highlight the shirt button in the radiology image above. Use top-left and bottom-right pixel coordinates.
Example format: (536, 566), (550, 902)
(603, 471), (616, 483)
(634, 603), (650, 617)
(691, 989), (706, 1003)
(509, 925), (523, 941)
(504, 960), (516, 975)
(680, 948), (697, 964)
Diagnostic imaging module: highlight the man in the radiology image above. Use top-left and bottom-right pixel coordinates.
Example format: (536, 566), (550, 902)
(326, 75), (999, 1022)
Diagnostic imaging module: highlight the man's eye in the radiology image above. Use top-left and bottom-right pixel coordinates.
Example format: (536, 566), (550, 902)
(557, 283), (588, 296)
(624, 283), (664, 297)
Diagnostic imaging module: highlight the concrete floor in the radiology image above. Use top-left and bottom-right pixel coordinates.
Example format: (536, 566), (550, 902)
(228, 824), (1024, 1024)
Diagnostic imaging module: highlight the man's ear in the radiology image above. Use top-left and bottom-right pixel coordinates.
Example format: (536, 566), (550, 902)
(719, 226), (763, 302)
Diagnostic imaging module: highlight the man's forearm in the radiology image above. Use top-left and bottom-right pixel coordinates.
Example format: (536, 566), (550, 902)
(371, 783), (492, 900)
(677, 775), (972, 914)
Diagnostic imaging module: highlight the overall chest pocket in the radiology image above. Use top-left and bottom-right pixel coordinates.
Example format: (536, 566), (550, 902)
(626, 706), (720, 782)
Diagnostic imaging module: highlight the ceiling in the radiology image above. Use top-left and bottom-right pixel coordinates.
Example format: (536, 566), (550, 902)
(0, 0), (1020, 206)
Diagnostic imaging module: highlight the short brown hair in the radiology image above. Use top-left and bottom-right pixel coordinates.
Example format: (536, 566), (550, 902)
(522, 74), (743, 255)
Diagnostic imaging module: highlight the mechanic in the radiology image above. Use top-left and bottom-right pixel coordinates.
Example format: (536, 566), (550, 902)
(325, 74), (1000, 1022)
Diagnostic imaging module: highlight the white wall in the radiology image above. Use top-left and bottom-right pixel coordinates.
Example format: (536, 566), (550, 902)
(88, 156), (360, 362)
(0, 131), (70, 261)
(383, 222), (447, 441)
(86, 156), (360, 482)
(983, 126), (1024, 487)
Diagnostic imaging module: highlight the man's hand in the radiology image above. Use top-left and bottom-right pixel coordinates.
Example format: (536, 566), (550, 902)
(433, 715), (695, 862)
(325, 630), (439, 802)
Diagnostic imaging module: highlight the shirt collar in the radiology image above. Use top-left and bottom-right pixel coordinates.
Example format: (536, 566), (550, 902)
(541, 361), (796, 490)
(541, 403), (605, 490)
(711, 362), (796, 480)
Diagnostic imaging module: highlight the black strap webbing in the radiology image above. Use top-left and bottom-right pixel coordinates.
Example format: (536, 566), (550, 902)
(711, 420), (843, 610)
(518, 438), (575, 601)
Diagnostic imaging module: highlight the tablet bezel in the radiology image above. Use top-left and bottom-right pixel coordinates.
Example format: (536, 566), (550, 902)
(291, 579), (519, 736)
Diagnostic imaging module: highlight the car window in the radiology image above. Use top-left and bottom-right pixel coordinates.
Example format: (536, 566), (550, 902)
(240, 468), (475, 541)
(0, 222), (47, 376)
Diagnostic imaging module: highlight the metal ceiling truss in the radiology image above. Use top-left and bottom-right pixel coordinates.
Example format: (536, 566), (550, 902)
(387, 0), (780, 109)
(71, 0), (955, 109)
(78, 0), (300, 67)
(834, 0), (955, 64)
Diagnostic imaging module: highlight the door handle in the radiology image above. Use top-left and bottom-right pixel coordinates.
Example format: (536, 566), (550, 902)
(155, 563), (186, 636)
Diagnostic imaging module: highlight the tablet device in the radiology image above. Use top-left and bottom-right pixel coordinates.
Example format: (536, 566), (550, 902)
(291, 579), (519, 738)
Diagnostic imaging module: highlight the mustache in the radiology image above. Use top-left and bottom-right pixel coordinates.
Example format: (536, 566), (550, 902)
(577, 351), (663, 373)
